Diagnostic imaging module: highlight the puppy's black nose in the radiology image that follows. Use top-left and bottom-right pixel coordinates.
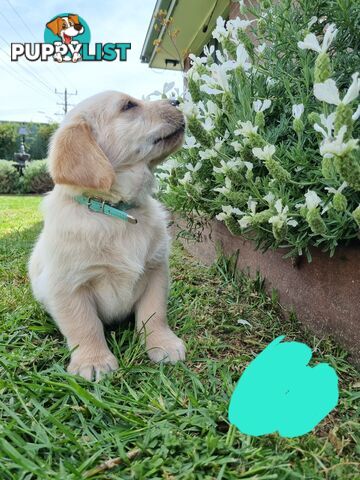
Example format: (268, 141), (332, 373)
(169, 99), (180, 107)
(74, 23), (83, 31)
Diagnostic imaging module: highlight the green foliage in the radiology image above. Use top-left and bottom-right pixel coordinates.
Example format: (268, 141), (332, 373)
(29, 123), (58, 159)
(22, 159), (53, 194)
(0, 124), (17, 159)
(0, 160), (20, 194)
(158, 0), (360, 259)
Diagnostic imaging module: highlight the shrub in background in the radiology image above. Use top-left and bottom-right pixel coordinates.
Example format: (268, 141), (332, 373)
(0, 160), (20, 194)
(0, 124), (17, 159)
(22, 159), (53, 194)
(156, 0), (360, 261)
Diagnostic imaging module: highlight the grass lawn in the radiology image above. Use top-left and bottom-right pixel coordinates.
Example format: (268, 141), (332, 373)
(0, 194), (359, 479)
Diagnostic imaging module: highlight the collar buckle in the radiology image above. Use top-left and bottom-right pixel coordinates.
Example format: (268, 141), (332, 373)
(82, 196), (137, 224)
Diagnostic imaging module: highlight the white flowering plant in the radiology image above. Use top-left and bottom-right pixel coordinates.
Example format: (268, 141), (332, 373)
(156, 0), (360, 260)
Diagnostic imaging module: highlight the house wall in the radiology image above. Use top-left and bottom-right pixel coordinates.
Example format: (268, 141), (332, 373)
(229, 1), (240, 18)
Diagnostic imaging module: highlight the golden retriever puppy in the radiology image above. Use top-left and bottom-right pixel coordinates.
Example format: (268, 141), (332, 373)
(29, 91), (186, 381)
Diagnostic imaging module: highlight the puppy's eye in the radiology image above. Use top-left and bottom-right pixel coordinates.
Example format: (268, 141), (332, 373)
(122, 101), (137, 112)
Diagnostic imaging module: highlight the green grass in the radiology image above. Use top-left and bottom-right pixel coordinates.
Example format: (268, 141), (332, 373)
(0, 195), (359, 479)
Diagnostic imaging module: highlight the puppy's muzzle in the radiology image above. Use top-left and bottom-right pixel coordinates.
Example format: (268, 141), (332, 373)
(153, 100), (185, 145)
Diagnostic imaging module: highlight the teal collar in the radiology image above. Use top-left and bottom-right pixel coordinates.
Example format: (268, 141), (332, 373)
(74, 195), (137, 224)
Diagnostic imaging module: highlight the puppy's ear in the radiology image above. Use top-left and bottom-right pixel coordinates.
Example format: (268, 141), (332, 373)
(48, 119), (115, 191)
(46, 17), (62, 36)
(69, 14), (80, 24)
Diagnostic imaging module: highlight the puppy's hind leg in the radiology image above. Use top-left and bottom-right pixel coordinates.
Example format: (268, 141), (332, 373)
(49, 285), (118, 381)
(135, 263), (186, 363)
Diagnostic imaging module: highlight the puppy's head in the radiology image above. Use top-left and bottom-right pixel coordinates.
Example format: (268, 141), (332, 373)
(48, 91), (185, 199)
(46, 15), (84, 43)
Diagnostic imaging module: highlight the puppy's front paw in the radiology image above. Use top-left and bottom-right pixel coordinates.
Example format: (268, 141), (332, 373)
(53, 53), (63, 63)
(67, 349), (119, 381)
(72, 52), (81, 63)
(146, 330), (186, 364)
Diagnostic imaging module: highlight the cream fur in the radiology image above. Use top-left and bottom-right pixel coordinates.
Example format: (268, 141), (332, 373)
(29, 91), (186, 381)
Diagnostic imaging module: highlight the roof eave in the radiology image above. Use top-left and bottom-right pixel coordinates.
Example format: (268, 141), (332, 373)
(140, 0), (174, 63)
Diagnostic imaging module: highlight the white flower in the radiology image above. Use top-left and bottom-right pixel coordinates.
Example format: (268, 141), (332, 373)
(307, 16), (318, 29)
(185, 162), (202, 172)
(179, 171), (192, 185)
(297, 23), (337, 53)
(215, 49), (230, 66)
(314, 73), (360, 105)
(314, 112), (336, 140)
(253, 99), (272, 113)
(189, 53), (207, 67)
(214, 177), (232, 195)
(212, 16), (228, 41)
(216, 212), (227, 221)
(216, 205), (244, 221)
(227, 17), (252, 35)
(203, 45), (215, 58)
(234, 121), (258, 137)
(343, 75), (359, 100)
(248, 198), (257, 214)
(320, 126), (359, 157)
(213, 160), (228, 174)
(184, 136), (200, 149)
(203, 117), (215, 132)
(305, 190), (322, 210)
(199, 100), (220, 119)
(207, 100), (220, 117)
(238, 216), (252, 228)
(266, 76), (276, 87)
(147, 81), (176, 99)
(252, 144), (276, 160)
(263, 192), (275, 205)
(292, 103), (304, 119)
(186, 67), (201, 82)
(325, 181), (348, 195)
(297, 191), (331, 214)
(234, 0), (247, 11)
(268, 199), (298, 228)
(200, 63), (231, 95)
(213, 158), (244, 174)
(199, 149), (217, 160)
(352, 104), (360, 121)
(179, 93), (200, 117)
(214, 136), (225, 151)
(256, 43), (266, 55)
(232, 44), (252, 71)
(161, 158), (179, 171)
(156, 172), (170, 181)
(238, 198), (257, 228)
(230, 141), (243, 152)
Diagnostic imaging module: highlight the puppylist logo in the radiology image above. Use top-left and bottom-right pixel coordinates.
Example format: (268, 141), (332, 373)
(11, 13), (131, 63)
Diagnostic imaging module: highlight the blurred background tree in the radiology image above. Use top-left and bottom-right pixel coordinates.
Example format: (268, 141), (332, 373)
(0, 122), (58, 160)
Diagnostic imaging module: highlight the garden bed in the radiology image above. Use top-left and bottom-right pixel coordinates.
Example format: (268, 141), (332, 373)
(172, 213), (360, 366)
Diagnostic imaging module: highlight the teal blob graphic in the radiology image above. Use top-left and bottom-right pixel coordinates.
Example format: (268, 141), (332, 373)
(228, 336), (339, 438)
(44, 13), (91, 45)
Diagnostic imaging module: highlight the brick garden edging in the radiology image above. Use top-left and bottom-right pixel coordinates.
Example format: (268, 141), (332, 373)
(171, 214), (360, 366)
